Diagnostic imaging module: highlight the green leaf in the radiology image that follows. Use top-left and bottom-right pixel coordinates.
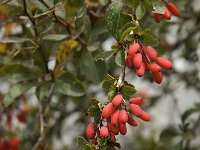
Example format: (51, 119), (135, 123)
(105, 0), (123, 38)
(140, 34), (159, 47)
(136, 1), (145, 20)
(120, 81), (136, 99)
(152, 0), (165, 14)
(99, 137), (108, 150)
(55, 2), (66, 19)
(102, 74), (116, 93)
(115, 50), (125, 67)
(55, 72), (85, 97)
(3, 83), (34, 107)
(94, 50), (116, 61)
(77, 136), (88, 146)
(119, 21), (138, 42)
(108, 90), (116, 102)
(0, 64), (43, 81)
(88, 99), (101, 121)
(36, 82), (51, 101)
(181, 107), (200, 123)
(0, 37), (33, 43)
(159, 128), (178, 143)
(81, 51), (107, 83)
(42, 34), (68, 41)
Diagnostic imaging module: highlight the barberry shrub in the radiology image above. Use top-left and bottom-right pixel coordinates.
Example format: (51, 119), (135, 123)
(0, 0), (200, 150)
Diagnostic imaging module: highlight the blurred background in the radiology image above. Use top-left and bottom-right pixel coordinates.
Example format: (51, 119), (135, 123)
(0, 0), (200, 150)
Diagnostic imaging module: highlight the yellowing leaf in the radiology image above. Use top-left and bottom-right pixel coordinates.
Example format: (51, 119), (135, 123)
(54, 40), (78, 77)
(0, 43), (6, 54)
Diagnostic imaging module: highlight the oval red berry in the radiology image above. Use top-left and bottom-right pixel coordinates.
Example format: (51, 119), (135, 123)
(167, 2), (180, 16)
(129, 97), (143, 105)
(152, 71), (163, 84)
(112, 94), (123, 107)
(133, 53), (142, 69)
(86, 123), (97, 139)
(111, 110), (120, 125)
(119, 123), (127, 135)
(100, 126), (109, 137)
(130, 104), (143, 117)
(157, 57), (172, 70)
(101, 103), (115, 118)
(118, 110), (128, 123)
(128, 43), (140, 56)
(145, 46), (157, 61)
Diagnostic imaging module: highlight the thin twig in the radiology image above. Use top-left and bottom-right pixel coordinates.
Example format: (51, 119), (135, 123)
(22, 0), (49, 74)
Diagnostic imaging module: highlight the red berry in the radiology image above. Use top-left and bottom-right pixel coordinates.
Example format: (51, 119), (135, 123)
(118, 110), (128, 123)
(126, 56), (134, 69)
(17, 111), (26, 123)
(110, 132), (116, 142)
(8, 137), (20, 150)
(145, 46), (157, 61)
(100, 126), (109, 137)
(129, 97), (143, 105)
(136, 63), (145, 77)
(108, 122), (119, 134)
(164, 8), (171, 20)
(139, 111), (151, 122)
(133, 53), (142, 69)
(128, 43), (140, 56)
(148, 63), (161, 73)
(118, 123), (127, 135)
(111, 110), (120, 125)
(156, 57), (172, 70)
(86, 123), (97, 139)
(91, 139), (97, 145)
(152, 71), (163, 84)
(153, 13), (162, 23)
(130, 104), (143, 117)
(112, 94), (123, 107)
(167, 2), (180, 16)
(101, 103), (116, 118)
(127, 115), (137, 126)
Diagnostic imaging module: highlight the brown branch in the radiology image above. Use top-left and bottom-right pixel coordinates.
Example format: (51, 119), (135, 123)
(22, 0), (50, 74)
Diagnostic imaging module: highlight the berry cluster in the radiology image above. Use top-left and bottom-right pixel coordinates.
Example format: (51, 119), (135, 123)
(126, 43), (172, 84)
(86, 94), (150, 145)
(153, 2), (180, 23)
(0, 137), (20, 150)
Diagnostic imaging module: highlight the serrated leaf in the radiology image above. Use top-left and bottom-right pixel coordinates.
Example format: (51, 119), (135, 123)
(115, 50), (125, 67)
(3, 84), (34, 107)
(140, 34), (159, 47)
(42, 34), (68, 41)
(94, 50), (116, 61)
(102, 74), (116, 93)
(120, 81), (136, 99)
(181, 107), (200, 123)
(105, 0), (122, 38)
(0, 64), (43, 81)
(136, 1), (145, 20)
(152, 0), (165, 14)
(55, 72), (85, 97)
